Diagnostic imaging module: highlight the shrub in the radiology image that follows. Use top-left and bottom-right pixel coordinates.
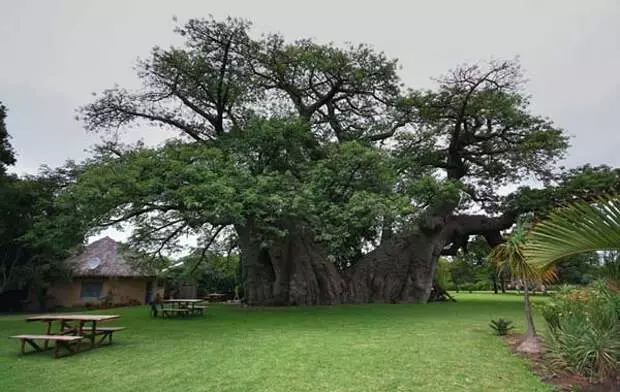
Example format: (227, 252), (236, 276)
(461, 283), (475, 293)
(541, 280), (620, 381)
(127, 298), (142, 306)
(489, 318), (514, 336)
(473, 281), (490, 291)
(84, 301), (99, 309)
(102, 290), (114, 307)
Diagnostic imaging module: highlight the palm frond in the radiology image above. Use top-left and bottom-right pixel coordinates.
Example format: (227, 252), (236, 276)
(525, 196), (620, 271)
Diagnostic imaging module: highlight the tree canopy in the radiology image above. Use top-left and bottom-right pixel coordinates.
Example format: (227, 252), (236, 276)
(0, 104), (84, 300)
(72, 18), (567, 255)
(54, 16), (616, 305)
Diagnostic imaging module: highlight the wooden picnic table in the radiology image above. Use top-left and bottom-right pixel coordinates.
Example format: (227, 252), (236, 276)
(27, 314), (120, 342)
(205, 293), (226, 302)
(161, 299), (204, 304)
(160, 299), (206, 317)
(12, 314), (125, 358)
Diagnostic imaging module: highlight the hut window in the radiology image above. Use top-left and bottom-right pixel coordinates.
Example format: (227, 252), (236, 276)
(80, 281), (103, 299)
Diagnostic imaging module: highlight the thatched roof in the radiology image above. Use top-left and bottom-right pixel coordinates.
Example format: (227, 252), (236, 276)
(67, 237), (154, 278)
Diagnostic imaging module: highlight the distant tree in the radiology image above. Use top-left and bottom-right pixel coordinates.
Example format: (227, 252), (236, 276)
(176, 251), (240, 296)
(554, 252), (600, 285)
(0, 168), (84, 302)
(0, 105), (84, 308)
(0, 101), (16, 174)
(601, 250), (620, 280)
(455, 236), (509, 294)
(449, 257), (474, 293)
(434, 257), (453, 289)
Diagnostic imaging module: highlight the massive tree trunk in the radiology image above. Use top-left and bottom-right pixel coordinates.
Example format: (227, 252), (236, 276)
(346, 212), (515, 304)
(238, 211), (515, 306)
(236, 220), (345, 306)
(346, 231), (446, 303)
(237, 222), (274, 306)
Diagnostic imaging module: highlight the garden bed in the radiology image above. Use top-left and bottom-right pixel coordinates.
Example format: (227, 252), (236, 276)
(503, 333), (619, 392)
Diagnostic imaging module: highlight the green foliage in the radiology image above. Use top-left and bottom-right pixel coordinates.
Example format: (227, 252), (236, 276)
(67, 119), (403, 263)
(435, 257), (453, 289)
(541, 281), (620, 381)
(601, 251), (620, 280)
(168, 251), (240, 295)
(0, 101), (16, 174)
(507, 165), (620, 218)
(449, 257), (475, 291)
(457, 282), (490, 292)
(554, 252), (600, 285)
(70, 16), (576, 277)
(489, 318), (515, 336)
(0, 166), (85, 294)
(70, 27), (620, 286)
(525, 195), (620, 272)
(491, 220), (547, 284)
(489, 220), (550, 338)
(395, 59), (569, 212)
(472, 281), (491, 291)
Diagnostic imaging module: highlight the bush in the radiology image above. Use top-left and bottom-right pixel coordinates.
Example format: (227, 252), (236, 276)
(541, 280), (620, 381)
(84, 301), (100, 309)
(489, 318), (514, 336)
(461, 283), (475, 293)
(473, 281), (490, 291)
(127, 298), (142, 306)
(102, 290), (114, 307)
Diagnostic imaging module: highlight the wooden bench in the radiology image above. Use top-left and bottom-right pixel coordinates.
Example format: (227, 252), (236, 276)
(191, 305), (207, 315)
(10, 335), (83, 358)
(91, 327), (126, 346)
(161, 308), (190, 317)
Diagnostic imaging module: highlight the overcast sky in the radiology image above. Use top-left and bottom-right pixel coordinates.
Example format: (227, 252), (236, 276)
(2, 0), (619, 174)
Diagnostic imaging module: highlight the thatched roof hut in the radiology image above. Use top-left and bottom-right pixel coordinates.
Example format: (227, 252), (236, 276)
(66, 236), (155, 278)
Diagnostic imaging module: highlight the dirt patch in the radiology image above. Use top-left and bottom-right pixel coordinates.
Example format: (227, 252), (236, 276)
(502, 333), (619, 392)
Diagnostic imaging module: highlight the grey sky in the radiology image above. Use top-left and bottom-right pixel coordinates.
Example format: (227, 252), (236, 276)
(2, 0), (619, 175)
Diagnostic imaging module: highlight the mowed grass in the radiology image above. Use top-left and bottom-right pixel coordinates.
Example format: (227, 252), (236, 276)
(0, 294), (551, 392)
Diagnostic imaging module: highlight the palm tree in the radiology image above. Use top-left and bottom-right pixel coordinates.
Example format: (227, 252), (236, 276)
(489, 197), (620, 354)
(525, 196), (620, 276)
(489, 220), (551, 353)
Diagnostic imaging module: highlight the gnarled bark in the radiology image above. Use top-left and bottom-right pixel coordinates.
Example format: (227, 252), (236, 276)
(239, 212), (516, 306)
(346, 232), (444, 303)
(237, 222), (274, 306)
(237, 221), (345, 306)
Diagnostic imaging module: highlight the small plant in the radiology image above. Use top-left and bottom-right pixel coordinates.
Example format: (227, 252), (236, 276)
(489, 318), (514, 336)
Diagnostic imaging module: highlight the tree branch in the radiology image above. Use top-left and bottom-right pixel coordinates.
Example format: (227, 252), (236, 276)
(188, 225), (226, 274)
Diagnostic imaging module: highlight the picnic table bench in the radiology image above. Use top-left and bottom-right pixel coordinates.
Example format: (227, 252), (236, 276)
(9, 314), (125, 358)
(161, 308), (190, 317)
(10, 335), (83, 358)
(159, 299), (207, 317)
(192, 305), (207, 315)
(205, 293), (226, 302)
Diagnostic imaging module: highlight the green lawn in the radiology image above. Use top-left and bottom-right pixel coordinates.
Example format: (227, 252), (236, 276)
(0, 294), (551, 392)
